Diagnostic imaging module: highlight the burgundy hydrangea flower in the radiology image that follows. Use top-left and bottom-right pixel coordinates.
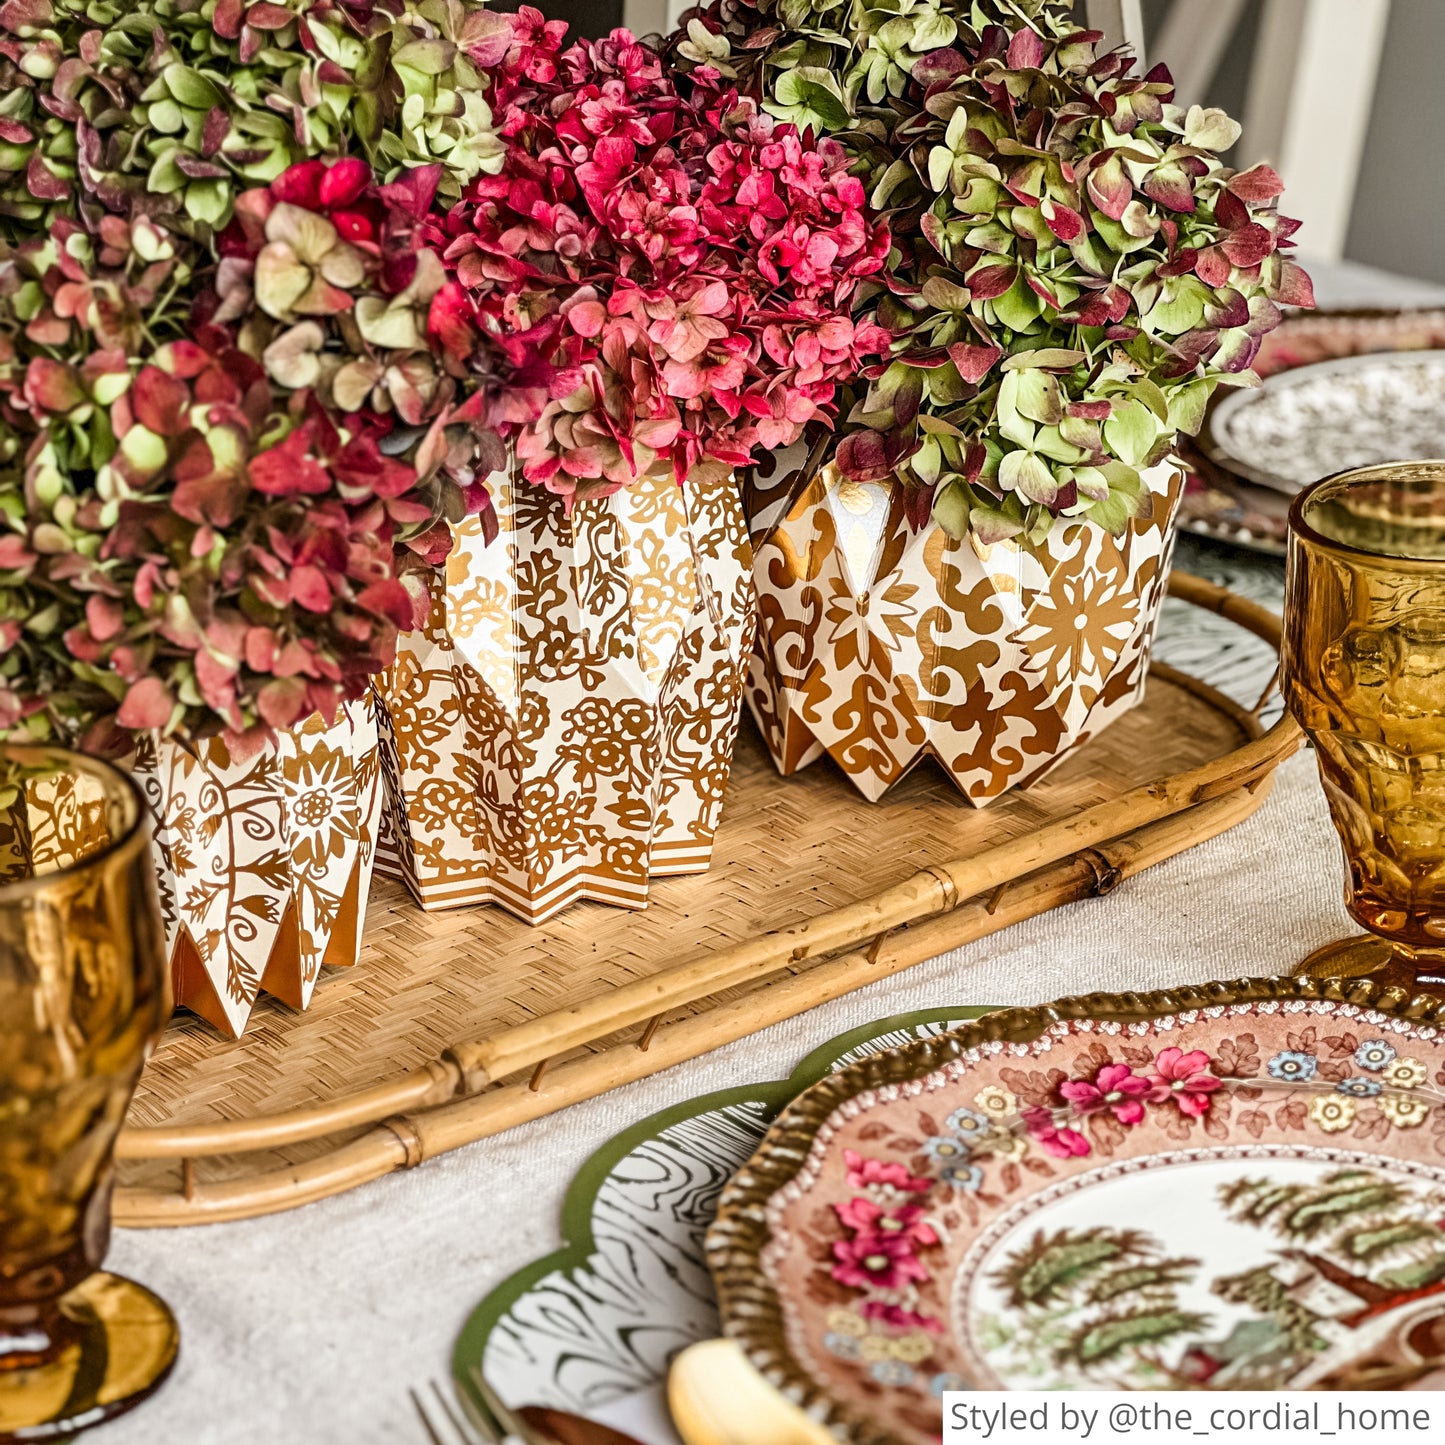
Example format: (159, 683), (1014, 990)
(213, 158), (505, 520)
(429, 10), (891, 503)
(0, 174), (496, 756)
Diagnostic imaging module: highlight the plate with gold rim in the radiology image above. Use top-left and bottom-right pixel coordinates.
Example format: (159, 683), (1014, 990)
(707, 979), (1445, 1445)
(1204, 349), (1445, 494)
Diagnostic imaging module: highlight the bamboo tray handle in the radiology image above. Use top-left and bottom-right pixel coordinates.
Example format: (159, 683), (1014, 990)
(113, 571), (1301, 1224)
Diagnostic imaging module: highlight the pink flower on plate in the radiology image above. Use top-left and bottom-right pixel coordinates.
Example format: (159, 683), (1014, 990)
(1059, 1063), (1154, 1125)
(1021, 1106), (1091, 1159)
(841, 1150), (932, 1195)
(860, 1301), (945, 1335)
(1148, 1047), (1223, 1117)
(831, 1232), (931, 1292)
(833, 1197), (938, 1251)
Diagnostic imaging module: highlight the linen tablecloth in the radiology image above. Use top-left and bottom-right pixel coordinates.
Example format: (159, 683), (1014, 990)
(95, 259), (1444, 1444)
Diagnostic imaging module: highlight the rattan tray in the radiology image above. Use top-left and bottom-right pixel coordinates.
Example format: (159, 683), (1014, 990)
(113, 572), (1299, 1226)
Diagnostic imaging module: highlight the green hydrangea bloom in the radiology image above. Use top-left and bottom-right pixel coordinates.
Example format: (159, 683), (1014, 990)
(665, 0), (1310, 543)
(0, 0), (505, 239)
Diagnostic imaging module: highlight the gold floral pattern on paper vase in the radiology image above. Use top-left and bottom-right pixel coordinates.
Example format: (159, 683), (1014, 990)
(0, 760), (119, 883)
(374, 467), (757, 924)
(744, 459), (1185, 803)
(128, 698), (383, 1038)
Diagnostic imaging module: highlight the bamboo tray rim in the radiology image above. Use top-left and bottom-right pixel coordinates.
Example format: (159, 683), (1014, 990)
(113, 571), (1300, 1226)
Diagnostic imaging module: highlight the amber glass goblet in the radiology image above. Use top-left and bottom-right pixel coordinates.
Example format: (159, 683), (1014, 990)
(1283, 460), (1445, 991)
(0, 745), (176, 1440)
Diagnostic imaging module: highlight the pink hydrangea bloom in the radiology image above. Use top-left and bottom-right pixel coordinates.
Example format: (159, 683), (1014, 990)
(436, 11), (891, 502)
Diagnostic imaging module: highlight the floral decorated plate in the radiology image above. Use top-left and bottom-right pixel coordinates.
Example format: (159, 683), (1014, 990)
(1204, 349), (1445, 493)
(707, 979), (1445, 1444)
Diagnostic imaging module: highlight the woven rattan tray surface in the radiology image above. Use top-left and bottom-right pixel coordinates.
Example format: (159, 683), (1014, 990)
(114, 574), (1299, 1225)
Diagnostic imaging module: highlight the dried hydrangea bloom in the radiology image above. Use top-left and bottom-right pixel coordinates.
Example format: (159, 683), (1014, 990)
(0, 175), (493, 754)
(431, 10), (890, 502)
(215, 157), (494, 466)
(671, 0), (1012, 132)
(667, 0), (1312, 542)
(0, 0), (508, 239)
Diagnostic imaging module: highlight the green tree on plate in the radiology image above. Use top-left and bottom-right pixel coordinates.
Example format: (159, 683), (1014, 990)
(989, 1227), (1205, 1384)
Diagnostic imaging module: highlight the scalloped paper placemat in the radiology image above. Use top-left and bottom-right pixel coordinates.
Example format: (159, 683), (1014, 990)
(451, 1007), (995, 1439)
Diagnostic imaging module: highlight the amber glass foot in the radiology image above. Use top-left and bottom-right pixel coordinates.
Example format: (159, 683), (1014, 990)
(0, 1274), (179, 1443)
(1293, 935), (1445, 994)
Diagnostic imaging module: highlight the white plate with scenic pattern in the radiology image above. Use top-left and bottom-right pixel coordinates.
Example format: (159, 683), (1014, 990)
(707, 980), (1445, 1444)
(1206, 350), (1445, 494)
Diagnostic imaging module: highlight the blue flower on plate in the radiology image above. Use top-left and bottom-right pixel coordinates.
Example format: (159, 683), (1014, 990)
(1337, 1076), (1383, 1098)
(1354, 1039), (1397, 1071)
(945, 1107), (993, 1142)
(871, 1360), (915, 1387)
(824, 1332), (862, 1361)
(1267, 1050), (1318, 1083)
(931, 1373), (973, 1396)
(939, 1160), (985, 1191)
(924, 1135), (971, 1163)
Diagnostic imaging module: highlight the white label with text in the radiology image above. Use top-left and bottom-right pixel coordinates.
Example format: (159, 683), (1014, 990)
(942, 1393), (1439, 1445)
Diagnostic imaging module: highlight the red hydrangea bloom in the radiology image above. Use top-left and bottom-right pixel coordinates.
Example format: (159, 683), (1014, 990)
(430, 10), (890, 503)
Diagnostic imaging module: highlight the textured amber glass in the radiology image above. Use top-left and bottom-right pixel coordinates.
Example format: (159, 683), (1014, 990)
(1284, 461), (1445, 981)
(0, 746), (167, 1376)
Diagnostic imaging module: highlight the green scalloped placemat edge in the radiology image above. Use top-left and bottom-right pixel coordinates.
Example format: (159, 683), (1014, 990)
(451, 1004), (997, 1391)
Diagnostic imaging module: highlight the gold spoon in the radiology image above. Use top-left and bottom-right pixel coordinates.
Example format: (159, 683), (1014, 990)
(668, 1339), (838, 1445)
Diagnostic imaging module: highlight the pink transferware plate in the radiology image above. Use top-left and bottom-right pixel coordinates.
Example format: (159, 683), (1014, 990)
(707, 980), (1445, 1444)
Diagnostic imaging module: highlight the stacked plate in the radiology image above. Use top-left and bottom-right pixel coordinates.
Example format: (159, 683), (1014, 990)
(1182, 310), (1445, 555)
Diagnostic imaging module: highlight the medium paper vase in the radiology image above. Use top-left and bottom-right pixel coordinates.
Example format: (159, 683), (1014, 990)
(375, 468), (756, 923)
(130, 698), (383, 1038)
(745, 459), (1184, 803)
